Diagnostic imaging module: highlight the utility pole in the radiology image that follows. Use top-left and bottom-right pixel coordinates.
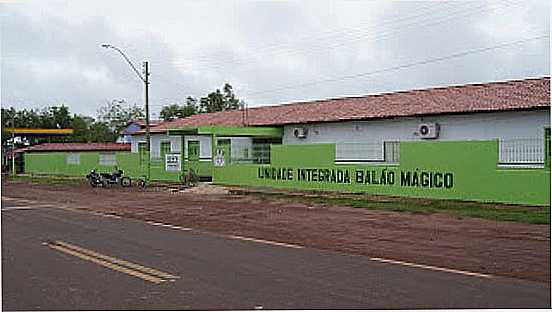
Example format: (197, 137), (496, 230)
(143, 61), (151, 182)
(101, 44), (151, 182)
(11, 117), (15, 176)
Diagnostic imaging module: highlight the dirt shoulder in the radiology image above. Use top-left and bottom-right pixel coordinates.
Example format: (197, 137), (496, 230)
(2, 179), (550, 283)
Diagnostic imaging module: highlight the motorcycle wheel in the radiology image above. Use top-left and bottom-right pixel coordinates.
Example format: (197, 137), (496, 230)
(89, 179), (98, 188)
(137, 179), (146, 188)
(120, 177), (131, 187)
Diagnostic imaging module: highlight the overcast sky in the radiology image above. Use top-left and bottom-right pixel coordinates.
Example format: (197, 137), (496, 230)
(1, 0), (549, 119)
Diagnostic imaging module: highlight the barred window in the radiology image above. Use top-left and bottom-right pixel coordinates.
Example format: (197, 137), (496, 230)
(99, 153), (117, 166)
(499, 138), (545, 165)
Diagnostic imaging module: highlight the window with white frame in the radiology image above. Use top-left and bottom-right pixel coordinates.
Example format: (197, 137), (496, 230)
(99, 153), (117, 166)
(335, 141), (400, 163)
(336, 142), (384, 162)
(498, 138), (545, 165)
(66, 153), (80, 165)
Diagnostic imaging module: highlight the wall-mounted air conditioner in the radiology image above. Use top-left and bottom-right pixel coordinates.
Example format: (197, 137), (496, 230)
(417, 123), (440, 139)
(293, 127), (308, 139)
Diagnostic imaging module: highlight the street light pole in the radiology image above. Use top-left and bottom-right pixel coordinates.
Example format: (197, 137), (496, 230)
(143, 61), (151, 182)
(102, 44), (151, 182)
(11, 117), (15, 176)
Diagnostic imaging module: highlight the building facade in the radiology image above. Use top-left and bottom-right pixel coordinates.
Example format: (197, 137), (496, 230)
(23, 77), (551, 205)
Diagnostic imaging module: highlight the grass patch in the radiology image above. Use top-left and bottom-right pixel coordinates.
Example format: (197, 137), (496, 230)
(253, 192), (550, 224)
(6, 174), (84, 186)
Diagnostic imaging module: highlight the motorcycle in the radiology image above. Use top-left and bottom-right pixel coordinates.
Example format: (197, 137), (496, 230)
(86, 169), (132, 187)
(86, 169), (104, 187)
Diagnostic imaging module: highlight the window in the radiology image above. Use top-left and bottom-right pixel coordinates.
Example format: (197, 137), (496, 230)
(66, 153), (80, 165)
(384, 141), (400, 163)
(160, 141), (171, 161)
(99, 153), (117, 166)
(335, 141), (400, 164)
(498, 138), (544, 166)
(336, 142), (384, 162)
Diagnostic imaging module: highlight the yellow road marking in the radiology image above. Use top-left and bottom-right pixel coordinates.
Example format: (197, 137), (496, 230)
(47, 243), (166, 284)
(54, 241), (179, 280)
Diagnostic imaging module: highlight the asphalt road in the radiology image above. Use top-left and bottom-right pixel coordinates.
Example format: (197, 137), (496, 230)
(1, 199), (550, 310)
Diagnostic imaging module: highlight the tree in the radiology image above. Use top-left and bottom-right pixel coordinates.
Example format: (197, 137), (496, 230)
(1, 105), (73, 145)
(39, 105), (72, 129)
(1, 105), (124, 146)
(97, 100), (144, 135)
(88, 121), (117, 143)
(199, 83), (241, 113)
(70, 115), (95, 143)
(222, 83), (240, 110)
(159, 97), (198, 121)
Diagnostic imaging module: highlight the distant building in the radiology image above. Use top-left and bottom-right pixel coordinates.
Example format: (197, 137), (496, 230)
(117, 119), (162, 143)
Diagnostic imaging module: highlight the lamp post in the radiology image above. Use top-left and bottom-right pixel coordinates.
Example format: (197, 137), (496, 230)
(11, 118), (15, 176)
(101, 44), (151, 182)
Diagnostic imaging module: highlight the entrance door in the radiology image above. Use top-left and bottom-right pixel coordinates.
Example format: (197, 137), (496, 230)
(217, 139), (231, 166)
(187, 140), (200, 174)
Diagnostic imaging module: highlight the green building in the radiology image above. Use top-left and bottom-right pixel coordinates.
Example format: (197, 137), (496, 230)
(24, 77), (551, 205)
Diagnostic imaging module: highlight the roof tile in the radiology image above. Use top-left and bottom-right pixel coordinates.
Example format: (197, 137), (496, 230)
(144, 77), (550, 133)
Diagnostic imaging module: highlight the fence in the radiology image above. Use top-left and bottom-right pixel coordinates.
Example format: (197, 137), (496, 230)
(498, 138), (545, 165)
(335, 141), (400, 163)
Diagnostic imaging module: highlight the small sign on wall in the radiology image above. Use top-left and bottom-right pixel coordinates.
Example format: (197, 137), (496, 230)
(214, 148), (225, 167)
(165, 153), (181, 172)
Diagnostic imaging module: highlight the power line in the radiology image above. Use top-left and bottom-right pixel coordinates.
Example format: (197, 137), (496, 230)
(151, 0), (521, 95)
(166, 0), (518, 72)
(150, 0), (527, 99)
(246, 34), (549, 97)
(164, 1), (455, 66)
(149, 1), (463, 71)
(147, 33), (547, 111)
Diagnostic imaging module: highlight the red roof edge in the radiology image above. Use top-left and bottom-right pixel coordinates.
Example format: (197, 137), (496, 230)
(23, 143), (131, 153)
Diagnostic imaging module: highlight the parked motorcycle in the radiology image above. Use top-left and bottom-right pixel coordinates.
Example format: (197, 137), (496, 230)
(86, 169), (131, 187)
(86, 169), (104, 187)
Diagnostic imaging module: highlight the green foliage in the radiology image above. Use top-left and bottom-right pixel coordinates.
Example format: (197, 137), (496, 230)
(199, 83), (241, 113)
(89, 121), (118, 142)
(159, 83), (243, 120)
(39, 105), (72, 129)
(70, 115), (97, 142)
(97, 100), (144, 134)
(1, 105), (120, 146)
(160, 97), (198, 121)
(1, 105), (74, 146)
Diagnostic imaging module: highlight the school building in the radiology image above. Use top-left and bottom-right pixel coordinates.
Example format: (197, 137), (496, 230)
(23, 77), (551, 205)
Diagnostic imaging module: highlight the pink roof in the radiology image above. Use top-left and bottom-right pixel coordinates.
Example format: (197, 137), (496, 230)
(22, 143), (131, 152)
(127, 119), (162, 127)
(142, 77), (550, 134)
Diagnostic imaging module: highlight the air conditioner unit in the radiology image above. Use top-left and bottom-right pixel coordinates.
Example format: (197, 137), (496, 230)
(417, 123), (440, 139)
(293, 127), (308, 139)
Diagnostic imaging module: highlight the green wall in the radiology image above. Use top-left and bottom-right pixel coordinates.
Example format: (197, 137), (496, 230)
(214, 141), (551, 206)
(24, 150), (214, 182)
(24, 152), (182, 182)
